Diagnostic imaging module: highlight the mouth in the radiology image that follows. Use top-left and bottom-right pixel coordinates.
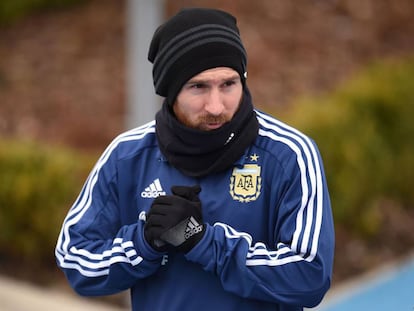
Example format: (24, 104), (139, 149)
(205, 122), (224, 130)
(200, 115), (227, 130)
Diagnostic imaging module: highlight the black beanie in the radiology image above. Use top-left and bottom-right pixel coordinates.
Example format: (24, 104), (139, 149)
(148, 8), (247, 104)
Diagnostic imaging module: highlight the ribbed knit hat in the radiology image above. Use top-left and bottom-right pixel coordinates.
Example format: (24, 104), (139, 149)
(148, 8), (247, 104)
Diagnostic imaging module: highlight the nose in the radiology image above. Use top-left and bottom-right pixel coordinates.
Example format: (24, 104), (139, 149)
(204, 89), (224, 116)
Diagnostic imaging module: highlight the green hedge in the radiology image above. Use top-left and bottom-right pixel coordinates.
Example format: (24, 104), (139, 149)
(281, 56), (414, 236)
(0, 139), (94, 267)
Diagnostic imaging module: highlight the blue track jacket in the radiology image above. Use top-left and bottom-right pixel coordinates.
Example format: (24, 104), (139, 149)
(55, 110), (335, 311)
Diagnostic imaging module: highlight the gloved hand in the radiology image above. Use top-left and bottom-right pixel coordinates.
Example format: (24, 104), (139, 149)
(144, 185), (205, 253)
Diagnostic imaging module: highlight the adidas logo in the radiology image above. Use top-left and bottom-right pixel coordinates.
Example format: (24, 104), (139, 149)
(141, 178), (166, 198)
(184, 216), (203, 240)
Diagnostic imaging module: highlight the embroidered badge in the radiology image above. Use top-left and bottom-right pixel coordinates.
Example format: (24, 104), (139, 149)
(230, 164), (262, 203)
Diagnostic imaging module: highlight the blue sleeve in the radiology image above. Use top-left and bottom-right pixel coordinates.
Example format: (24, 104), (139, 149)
(55, 139), (164, 296)
(186, 144), (335, 308)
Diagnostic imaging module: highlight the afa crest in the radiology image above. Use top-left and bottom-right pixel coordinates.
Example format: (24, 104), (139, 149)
(230, 164), (262, 203)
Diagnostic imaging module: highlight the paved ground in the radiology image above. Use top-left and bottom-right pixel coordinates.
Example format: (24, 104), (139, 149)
(0, 275), (127, 311)
(313, 253), (414, 311)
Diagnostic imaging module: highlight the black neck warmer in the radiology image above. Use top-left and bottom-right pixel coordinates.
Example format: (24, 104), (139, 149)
(155, 88), (259, 177)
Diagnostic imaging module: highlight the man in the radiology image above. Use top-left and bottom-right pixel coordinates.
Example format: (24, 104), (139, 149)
(56, 8), (334, 311)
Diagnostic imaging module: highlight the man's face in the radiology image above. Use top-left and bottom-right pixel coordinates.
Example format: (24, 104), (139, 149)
(173, 67), (243, 131)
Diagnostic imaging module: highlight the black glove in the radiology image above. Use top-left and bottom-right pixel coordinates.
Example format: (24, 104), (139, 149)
(144, 185), (205, 253)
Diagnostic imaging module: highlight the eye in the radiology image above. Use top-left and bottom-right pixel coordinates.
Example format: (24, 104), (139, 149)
(222, 79), (240, 89)
(223, 80), (236, 87)
(191, 83), (206, 89)
(183, 82), (208, 94)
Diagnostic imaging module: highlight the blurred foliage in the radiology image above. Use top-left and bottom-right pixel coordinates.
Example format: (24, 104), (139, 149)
(282, 56), (414, 237)
(0, 139), (95, 268)
(0, 0), (87, 26)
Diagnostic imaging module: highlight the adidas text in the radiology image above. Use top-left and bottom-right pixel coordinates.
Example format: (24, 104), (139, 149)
(184, 226), (203, 239)
(141, 191), (166, 198)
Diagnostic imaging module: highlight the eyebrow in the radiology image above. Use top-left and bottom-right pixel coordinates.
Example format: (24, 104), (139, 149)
(187, 74), (240, 85)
